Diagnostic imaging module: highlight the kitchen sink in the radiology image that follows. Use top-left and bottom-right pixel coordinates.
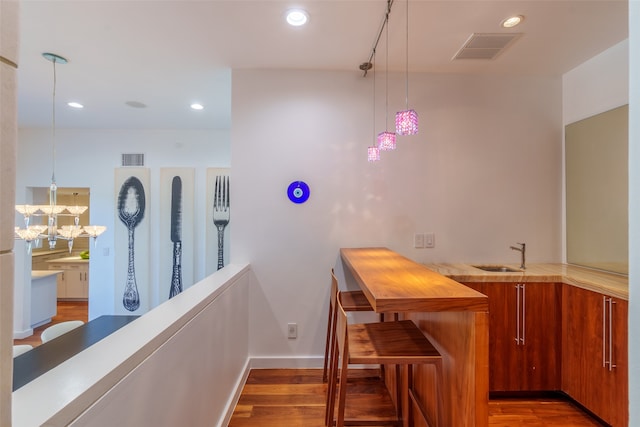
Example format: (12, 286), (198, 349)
(473, 265), (521, 273)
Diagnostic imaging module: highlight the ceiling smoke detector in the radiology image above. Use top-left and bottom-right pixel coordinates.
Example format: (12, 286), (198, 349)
(452, 33), (522, 60)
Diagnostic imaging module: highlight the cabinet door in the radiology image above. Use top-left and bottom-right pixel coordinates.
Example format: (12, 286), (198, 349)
(56, 271), (66, 298)
(485, 283), (522, 391)
(520, 282), (561, 391)
(561, 285), (626, 426)
(50, 263), (67, 298)
(65, 270), (86, 298)
(606, 297), (628, 427)
(464, 282), (560, 392)
(463, 282), (521, 391)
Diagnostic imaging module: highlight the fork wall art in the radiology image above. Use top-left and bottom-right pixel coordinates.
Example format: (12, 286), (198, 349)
(115, 168), (150, 314)
(206, 168), (231, 275)
(160, 168), (195, 302)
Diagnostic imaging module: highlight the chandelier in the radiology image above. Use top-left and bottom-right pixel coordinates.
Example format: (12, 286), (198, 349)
(14, 53), (106, 253)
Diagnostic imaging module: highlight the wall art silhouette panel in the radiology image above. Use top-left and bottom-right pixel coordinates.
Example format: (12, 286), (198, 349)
(160, 168), (195, 303)
(206, 168), (230, 275)
(115, 168), (150, 314)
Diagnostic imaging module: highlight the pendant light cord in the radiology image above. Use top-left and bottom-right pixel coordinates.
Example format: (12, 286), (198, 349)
(384, 3), (390, 131)
(372, 49), (376, 143)
(404, 0), (409, 110)
(51, 57), (57, 185)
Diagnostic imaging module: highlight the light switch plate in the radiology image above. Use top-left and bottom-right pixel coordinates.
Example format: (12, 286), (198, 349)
(425, 232), (435, 248)
(414, 233), (425, 248)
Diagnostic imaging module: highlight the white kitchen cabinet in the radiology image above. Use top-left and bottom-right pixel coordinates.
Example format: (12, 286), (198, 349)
(47, 257), (89, 300)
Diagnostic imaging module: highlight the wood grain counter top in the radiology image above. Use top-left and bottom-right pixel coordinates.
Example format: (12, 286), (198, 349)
(340, 247), (488, 313)
(425, 262), (628, 300)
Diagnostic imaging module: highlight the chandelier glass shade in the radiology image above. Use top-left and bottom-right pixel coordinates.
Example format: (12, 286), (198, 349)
(14, 52), (106, 253)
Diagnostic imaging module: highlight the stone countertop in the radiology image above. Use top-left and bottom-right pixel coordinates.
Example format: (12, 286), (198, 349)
(425, 263), (628, 301)
(45, 256), (89, 264)
(31, 249), (68, 258)
(31, 270), (63, 279)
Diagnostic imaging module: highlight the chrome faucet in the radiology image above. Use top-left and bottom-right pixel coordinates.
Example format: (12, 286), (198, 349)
(510, 242), (526, 270)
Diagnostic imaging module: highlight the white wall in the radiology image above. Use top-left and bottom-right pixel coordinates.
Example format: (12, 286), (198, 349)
(628, 1), (639, 423)
(16, 129), (230, 318)
(563, 39), (630, 124)
(13, 264), (251, 427)
(231, 69), (563, 362)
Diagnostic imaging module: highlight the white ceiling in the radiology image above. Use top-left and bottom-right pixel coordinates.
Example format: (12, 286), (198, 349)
(17, 0), (628, 130)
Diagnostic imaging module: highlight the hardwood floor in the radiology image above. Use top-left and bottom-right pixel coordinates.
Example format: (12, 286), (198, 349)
(13, 300), (88, 347)
(13, 305), (607, 426)
(229, 369), (606, 427)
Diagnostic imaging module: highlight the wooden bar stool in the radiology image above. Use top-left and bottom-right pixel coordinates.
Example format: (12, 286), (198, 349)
(326, 292), (445, 427)
(323, 269), (374, 383)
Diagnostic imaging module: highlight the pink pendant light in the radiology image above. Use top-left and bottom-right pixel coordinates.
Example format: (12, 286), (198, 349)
(368, 145), (381, 162)
(377, 131), (396, 151)
(395, 0), (418, 136)
(396, 109), (418, 135)
(366, 54), (380, 162)
(379, 3), (396, 151)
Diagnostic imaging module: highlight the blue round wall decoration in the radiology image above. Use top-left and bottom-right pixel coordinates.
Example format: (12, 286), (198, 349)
(287, 181), (310, 204)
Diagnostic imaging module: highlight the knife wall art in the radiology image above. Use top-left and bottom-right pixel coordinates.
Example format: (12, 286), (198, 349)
(160, 168), (195, 303)
(206, 167), (231, 275)
(115, 168), (150, 314)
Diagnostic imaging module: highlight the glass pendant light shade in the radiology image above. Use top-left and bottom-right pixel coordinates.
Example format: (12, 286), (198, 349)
(14, 53), (107, 251)
(395, 109), (418, 135)
(367, 145), (381, 162)
(377, 131), (396, 151)
(67, 205), (88, 215)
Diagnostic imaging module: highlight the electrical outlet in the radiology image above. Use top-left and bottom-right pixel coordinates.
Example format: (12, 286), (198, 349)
(287, 323), (297, 339)
(425, 232), (435, 248)
(413, 233), (425, 248)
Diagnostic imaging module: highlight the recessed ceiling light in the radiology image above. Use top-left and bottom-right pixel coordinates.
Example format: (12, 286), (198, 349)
(286, 9), (309, 27)
(501, 15), (524, 28)
(190, 103), (204, 110)
(67, 102), (84, 109)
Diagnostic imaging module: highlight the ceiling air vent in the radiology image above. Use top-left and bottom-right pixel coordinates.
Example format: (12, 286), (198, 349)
(453, 33), (522, 60)
(121, 153), (145, 167)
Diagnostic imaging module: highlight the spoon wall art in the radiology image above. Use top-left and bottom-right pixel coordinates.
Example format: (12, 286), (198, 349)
(117, 176), (146, 312)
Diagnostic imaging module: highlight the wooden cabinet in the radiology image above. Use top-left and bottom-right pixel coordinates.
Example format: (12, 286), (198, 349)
(562, 285), (628, 427)
(464, 282), (561, 392)
(47, 258), (89, 300)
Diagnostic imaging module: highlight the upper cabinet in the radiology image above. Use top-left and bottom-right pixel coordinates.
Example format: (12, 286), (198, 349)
(0, 0), (19, 64)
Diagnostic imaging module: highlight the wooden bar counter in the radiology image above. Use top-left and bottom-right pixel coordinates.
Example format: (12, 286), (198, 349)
(341, 247), (489, 427)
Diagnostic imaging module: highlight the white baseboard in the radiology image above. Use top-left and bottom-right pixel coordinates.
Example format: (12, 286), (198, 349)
(249, 356), (324, 369)
(13, 328), (33, 339)
(219, 358), (251, 427)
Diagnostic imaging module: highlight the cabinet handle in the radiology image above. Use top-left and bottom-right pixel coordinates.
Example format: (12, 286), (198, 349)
(521, 284), (526, 345)
(603, 296), (607, 368)
(609, 298), (616, 371)
(515, 284), (520, 345)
